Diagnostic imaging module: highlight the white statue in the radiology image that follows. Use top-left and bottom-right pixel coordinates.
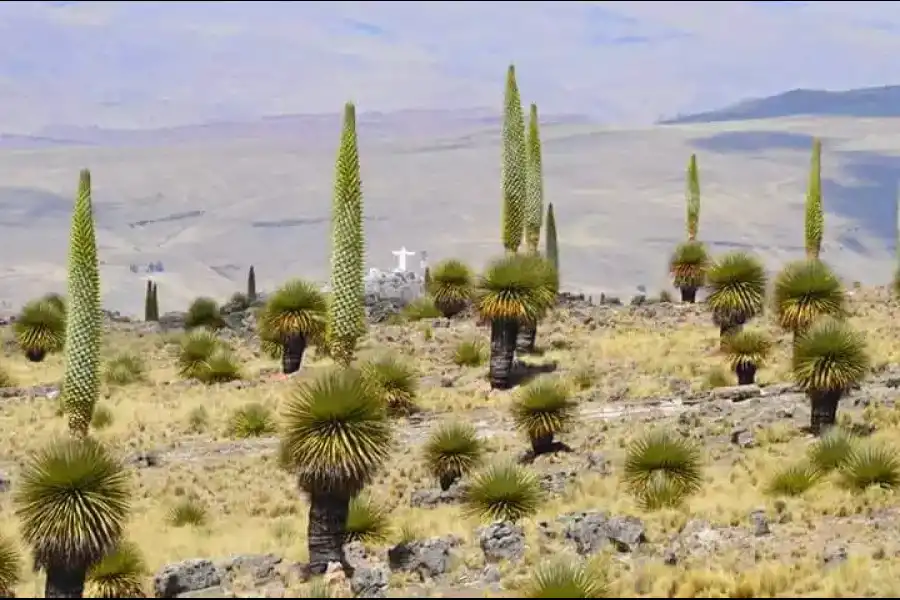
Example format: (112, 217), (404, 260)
(391, 246), (415, 272)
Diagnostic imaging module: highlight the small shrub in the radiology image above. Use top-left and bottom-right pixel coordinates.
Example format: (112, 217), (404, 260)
(429, 259), (473, 318)
(187, 406), (209, 433)
(345, 495), (390, 544)
(361, 355), (418, 416)
(623, 430), (703, 510)
(658, 289), (673, 304)
(510, 378), (577, 455)
(766, 462), (821, 497)
(453, 339), (486, 367)
(227, 291), (252, 312)
(86, 540), (147, 598)
(0, 365), (15, 388)
(841, 444), (900, 491)
(0, 535), (21, 597)
(704, 366), (731, 389)
(808, 428), (857, 473)
(104, 353), (146, 386)
(524, 561), (608, 598)
(184, 297), (225, 330)
(167, 498), (209, 527)
(227, 402), (277, 438)
(463, 462), (542, 523)
(423, 422), (484, 490)
(401, 297), (442, 321)
(177, 328), (221, 379)
(91, 404), (114, 430)
(195, 347), (242, 384)
(570, 365), (596, 391)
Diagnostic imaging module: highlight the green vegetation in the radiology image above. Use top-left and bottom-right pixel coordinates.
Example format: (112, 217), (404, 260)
(501, 64), (527, 254)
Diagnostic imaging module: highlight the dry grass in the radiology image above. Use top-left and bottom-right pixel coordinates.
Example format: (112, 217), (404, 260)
(3, 287), (900, 596)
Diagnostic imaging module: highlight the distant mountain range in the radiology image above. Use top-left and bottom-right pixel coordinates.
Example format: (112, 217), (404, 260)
(662, 85), (900, 125)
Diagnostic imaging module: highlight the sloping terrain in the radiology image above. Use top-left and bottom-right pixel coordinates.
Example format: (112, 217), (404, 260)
(1, 113), (900, 315)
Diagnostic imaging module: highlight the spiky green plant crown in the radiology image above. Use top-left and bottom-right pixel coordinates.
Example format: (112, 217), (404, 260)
(773, 259), (846, 333)
(327, 102), (366, 366)
(722, 329), (773, 370)
(686, 154), (701, 241)
(705, 251), (767, 324)
(524, 103), (544, 254)
(804, 138), (824, 260)
(501, 64), (527, 253)
(669, 240), (709, 289)
(792, 317), (869, 393)
(62, 168), (102, 437)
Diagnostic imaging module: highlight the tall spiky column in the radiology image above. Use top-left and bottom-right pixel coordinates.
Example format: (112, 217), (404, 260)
(545, 203), (559, 289)
(62, 169), (102, 438)
(805, 138), (823, 260)
(327, 102), (366, 367)
(686, 154), (700, 241)
(501, 65), (527, 253)
(524, 103), (544, 254)
(144, 280), (153, 322)
(247, 265), (257, 302)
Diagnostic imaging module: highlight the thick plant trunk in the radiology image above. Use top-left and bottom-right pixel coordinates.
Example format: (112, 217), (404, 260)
(735, 363), (757, 385)
(809, 389), (843, 435)
(438, 472), (458, 492)
(488, 318), (519, 390)
(531, 433), (555, 456)
(25, 348), (46, 363)
(281, 333), (307, 375)
(679, 287), (697, 303)
(515, 322), (538, 354)
(307, 490), (351, 575)
(44, 563), (87, 598)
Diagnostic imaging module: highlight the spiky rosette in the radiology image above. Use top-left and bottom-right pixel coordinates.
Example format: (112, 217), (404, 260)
(62, 168), (102, 437)
(327, 102), (366, 366)
(501, 64), (527, 253)
(669, 240), (709, 290)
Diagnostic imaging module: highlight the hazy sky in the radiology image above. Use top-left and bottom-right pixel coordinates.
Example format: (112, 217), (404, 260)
(2, 1), (900, 132)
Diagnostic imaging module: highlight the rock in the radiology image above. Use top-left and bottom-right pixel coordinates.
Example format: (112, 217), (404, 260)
(174, 586), (234, 598)
(388, 536), (459, 579)
(730, 427), (755, 448)
(823, 545), (848, 566)
(538, 469), (577, 495)
(363, 269), (425, 306)
(605, 515), (647, 551)
(350, 565), (390, 598)
(712, 385), (761, 402)
(585, 452), (612, 476)
(218, 553), (282, 583)
(748, 510), (770, 537)
(481, 565), (502, 583)
(410, 484), (465, 508)
(130, 450), (162, 468)
(478, 522), (526, 562)
(153, 559), (223, 598)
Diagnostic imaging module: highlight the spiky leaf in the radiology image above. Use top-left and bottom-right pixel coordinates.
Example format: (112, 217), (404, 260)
(841, 444), (900, 491)
(721, 330), (772, 371)
(14, 438), (130, 570)
(345, 495), (390, 544)
(623, 430), (703, 509)
(510, 378), (576, 444)
(808, 428), (857, 473)
(282, 368), (391, 494)
(87, 540), (147, 598)
(0, 536), (21, 597)
(361, 355), (418, 416)
(327, 102), (366, 366)
(773, 259), (846, 333)
(668, 241), (709, 290)
(62, 168), (102, 437)
(14, 298), (66, 359)
(423, 422), (484, 486)
(792, 318), (869, 394)
(258, 279), (327, 344)
(525, 561), (608, 598)
(524, 103), (544, 254)
(705, 251), (766, 326)
(501, 64), (527, 253)
(475, 254), (555, 323)
(429, 259), (473, 318)
(177, 328), (221, 380)
(463, 462), (542, 523)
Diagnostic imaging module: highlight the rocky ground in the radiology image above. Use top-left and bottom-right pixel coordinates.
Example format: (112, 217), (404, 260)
(2, 289), (900, 597)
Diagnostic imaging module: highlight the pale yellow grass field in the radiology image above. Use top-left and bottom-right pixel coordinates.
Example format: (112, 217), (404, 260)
(2, 292), (900, 596)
